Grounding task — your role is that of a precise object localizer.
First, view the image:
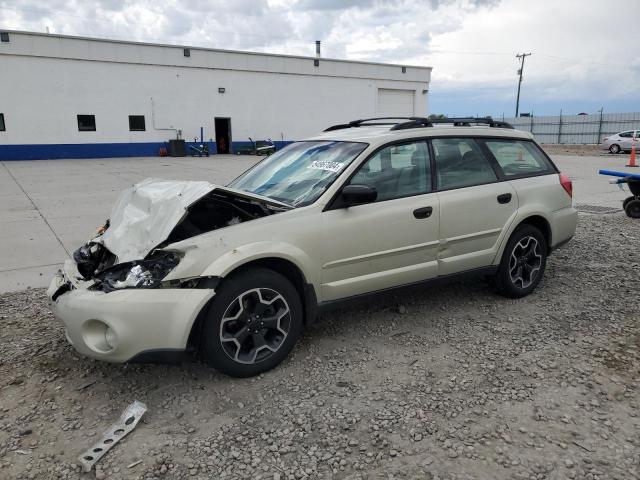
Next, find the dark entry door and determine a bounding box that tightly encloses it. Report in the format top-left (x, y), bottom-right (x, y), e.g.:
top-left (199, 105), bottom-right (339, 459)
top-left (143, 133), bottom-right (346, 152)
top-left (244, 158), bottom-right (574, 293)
top-left (215, 118), bottom-right (232, 154)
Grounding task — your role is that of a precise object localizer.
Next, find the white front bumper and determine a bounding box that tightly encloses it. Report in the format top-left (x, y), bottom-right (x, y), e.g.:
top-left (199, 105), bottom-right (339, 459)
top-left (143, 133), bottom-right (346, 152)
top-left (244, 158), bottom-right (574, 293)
top-left (47, 263), bottom-right (215, 363)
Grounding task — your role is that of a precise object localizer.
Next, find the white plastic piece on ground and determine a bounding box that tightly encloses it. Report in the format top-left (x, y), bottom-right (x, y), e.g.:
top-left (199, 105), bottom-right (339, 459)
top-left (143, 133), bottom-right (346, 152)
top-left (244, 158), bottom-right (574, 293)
top-left (102, 178), bottom-right (216, 263)
top-left (77, 400), bottom-right (148, 473)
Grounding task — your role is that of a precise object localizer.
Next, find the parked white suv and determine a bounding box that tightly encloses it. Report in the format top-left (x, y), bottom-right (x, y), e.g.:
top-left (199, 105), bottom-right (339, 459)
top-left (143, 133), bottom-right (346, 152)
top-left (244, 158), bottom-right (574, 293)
top-left (48, 117), bottom-right (578, 377)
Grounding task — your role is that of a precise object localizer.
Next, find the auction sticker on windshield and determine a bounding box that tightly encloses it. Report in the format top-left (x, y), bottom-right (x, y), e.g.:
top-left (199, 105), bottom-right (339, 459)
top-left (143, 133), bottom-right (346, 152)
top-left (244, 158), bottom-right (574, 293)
top-left (308, 160), bottom-right (344, 173)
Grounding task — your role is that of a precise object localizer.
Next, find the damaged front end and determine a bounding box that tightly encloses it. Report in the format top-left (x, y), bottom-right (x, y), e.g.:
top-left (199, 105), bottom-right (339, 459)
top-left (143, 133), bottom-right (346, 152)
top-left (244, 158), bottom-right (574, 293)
top-left (72, 235), bottom-right (114, 280)
top-left (58, 179), bottom-right (288, 296)
top-left (91, 251), bottom-right (180, 292)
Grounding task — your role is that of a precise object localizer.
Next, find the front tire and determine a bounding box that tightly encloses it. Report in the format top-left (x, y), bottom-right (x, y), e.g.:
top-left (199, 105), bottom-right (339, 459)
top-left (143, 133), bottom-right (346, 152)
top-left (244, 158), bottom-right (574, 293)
top-left (201, 268), bottom-right (303, 377)
top-left (492, 225), bottom-right (547, 298)
top-left (609, 144), bottom-right (621, 154)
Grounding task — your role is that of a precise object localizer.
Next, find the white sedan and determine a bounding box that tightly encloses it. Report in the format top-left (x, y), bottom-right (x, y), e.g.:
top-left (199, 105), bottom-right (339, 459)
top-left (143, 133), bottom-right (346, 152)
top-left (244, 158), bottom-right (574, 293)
top-left (602, 130), bottom-right (639, 154)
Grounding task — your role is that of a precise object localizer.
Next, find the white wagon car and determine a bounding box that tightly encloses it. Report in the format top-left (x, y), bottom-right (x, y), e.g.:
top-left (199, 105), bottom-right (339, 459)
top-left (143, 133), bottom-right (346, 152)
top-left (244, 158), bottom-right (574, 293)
top-left (48, 117), bottom-right (578, 377)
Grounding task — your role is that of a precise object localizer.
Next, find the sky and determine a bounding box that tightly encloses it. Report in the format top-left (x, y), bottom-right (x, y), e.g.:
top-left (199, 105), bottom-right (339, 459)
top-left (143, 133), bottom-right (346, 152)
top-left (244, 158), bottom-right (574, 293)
top-left (1, 0), bottom-right (638, 117)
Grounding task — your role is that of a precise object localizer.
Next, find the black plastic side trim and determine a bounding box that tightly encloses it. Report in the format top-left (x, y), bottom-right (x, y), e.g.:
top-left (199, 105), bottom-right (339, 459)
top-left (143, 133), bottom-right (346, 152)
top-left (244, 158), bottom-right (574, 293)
top-left (127, 348), bottom-right (187, 364)
top-left (316, 266), bottom-right (498, 314)
top-left (195, 276), bottom-right (221, 289)
top-left (303, 283), bottom-right (319, 325)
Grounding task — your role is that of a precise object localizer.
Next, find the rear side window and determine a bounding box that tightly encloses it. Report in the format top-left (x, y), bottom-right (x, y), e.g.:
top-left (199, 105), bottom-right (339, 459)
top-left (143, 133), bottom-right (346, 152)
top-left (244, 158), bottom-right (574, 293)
top-left (432, 138), bottom-right (497, 190)
top-left (483, 140), bottom-right (554, 178)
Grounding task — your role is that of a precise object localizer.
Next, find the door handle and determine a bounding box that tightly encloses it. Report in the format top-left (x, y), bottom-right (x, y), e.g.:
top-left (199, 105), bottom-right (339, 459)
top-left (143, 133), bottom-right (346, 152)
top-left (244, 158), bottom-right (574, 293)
top-left (413, 206), bottom-right (433, 219)
top-left (497, 193), bottom-right (512, 204)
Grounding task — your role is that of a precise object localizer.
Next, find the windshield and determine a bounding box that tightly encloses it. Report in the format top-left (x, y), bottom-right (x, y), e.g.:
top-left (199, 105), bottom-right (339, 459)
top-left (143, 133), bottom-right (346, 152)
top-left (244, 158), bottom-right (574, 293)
top-left (228, 141), bottom-right (367, 206)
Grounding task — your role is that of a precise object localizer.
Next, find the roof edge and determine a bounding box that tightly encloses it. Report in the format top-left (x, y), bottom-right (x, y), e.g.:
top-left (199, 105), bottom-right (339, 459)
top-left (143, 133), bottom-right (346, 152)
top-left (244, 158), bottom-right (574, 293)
top-left (1, 29), bottom-right (433, 71)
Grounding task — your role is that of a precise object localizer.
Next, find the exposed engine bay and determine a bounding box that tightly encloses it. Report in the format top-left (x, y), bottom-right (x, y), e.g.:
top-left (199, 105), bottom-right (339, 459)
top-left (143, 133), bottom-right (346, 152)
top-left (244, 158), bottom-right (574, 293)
top-left (69, 179), bottom-right (287, 291)
top-left (162, 190), bottom-right (278, 246)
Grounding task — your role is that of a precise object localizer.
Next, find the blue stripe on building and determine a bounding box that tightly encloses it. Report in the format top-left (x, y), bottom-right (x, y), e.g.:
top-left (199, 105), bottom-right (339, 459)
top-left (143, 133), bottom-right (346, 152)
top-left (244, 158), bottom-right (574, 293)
top-left (0, 141), bottom-right (294, 160)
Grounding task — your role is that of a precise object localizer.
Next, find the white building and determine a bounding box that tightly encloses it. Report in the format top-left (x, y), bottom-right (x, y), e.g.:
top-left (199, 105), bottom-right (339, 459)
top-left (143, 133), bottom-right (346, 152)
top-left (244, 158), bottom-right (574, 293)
top-left (0, 30), bottom-right (431, 160)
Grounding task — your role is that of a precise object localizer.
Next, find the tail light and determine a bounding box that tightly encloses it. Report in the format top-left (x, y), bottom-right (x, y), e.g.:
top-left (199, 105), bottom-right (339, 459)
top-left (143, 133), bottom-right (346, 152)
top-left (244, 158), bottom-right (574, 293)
top-left (559, 173), bottom-right (572, 198)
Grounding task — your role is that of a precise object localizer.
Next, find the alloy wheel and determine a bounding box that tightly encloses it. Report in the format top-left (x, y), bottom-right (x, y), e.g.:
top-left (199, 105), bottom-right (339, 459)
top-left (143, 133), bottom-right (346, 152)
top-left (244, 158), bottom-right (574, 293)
top-left (219, 288), bottom-right (291, 364)
top-left (508, 236), bottom-right (542, 289)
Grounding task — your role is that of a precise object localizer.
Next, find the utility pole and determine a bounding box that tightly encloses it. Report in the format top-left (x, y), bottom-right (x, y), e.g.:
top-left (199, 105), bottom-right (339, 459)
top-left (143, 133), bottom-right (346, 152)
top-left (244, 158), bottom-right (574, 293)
top-left (515, 52), bottom-right (532, 117)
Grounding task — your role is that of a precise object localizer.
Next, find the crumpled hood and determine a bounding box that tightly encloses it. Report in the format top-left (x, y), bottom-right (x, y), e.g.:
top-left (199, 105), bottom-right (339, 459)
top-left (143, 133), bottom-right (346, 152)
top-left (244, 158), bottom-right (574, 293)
top-left (100, 178), bottom-right (290, 264)
top-left (102, 178), bottom-right (216, 263)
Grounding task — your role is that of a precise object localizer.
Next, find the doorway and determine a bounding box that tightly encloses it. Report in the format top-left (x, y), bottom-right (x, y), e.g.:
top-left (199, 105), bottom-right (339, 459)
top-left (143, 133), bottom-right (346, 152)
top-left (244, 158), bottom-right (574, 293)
top-left (214, 117), bottom-right (232, 154)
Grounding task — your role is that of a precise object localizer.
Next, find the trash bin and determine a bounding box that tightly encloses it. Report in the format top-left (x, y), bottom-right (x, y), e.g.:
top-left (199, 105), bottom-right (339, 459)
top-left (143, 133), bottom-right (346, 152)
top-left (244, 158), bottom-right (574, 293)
top-left (168, 139), bottom-right (186, 157)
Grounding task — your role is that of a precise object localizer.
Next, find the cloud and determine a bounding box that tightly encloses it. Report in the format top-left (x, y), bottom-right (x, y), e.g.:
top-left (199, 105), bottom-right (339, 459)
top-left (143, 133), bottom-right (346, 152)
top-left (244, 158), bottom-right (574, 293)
top-left (296, 0), bottom-right (376, 11)
top-left (1, 0), bottom-right (638, 114)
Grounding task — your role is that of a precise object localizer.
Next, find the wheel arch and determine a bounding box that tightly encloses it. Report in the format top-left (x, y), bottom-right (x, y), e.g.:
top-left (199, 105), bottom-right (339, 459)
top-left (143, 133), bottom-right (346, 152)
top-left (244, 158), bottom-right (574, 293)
top-left (518, 215), bottom-right (552, 252)
top-left (223, 257), bottom-right (315, 317)
top-left (494, 212), bottom-right (553, 266)
top-left (186, 256), bottom-right (318, 353)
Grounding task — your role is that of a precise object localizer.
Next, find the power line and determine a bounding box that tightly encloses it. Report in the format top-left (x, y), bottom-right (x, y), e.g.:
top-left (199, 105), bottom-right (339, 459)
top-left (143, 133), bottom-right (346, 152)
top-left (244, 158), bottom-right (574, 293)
top-left (515, 52), bottom-right (531, 117)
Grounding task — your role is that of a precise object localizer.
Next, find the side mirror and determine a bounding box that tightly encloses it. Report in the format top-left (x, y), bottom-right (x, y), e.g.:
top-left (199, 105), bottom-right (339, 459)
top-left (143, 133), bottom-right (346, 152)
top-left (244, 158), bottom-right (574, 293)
top-left (341, 184), bottom-right (377, 206)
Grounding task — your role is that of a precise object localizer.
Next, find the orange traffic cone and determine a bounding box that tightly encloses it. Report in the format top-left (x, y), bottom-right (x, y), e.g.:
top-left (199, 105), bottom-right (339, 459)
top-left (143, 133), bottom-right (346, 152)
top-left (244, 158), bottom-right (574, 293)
top-left (628, 142), bottom-right (638, 167)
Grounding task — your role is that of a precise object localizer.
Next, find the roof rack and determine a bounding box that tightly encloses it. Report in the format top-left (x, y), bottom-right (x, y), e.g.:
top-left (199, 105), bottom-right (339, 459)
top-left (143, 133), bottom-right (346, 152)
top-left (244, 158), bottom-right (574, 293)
top-left (429, 117), bottom-right (514, 129)
top-left (323, 116), bottom-right (513, 132)
top-left (323, 117), bottom-right (432, 132)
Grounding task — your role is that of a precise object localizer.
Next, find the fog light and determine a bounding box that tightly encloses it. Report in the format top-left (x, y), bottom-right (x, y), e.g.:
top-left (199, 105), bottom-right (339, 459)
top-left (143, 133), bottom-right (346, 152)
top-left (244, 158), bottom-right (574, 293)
top-left (83, 320), bottom-right (116, 353)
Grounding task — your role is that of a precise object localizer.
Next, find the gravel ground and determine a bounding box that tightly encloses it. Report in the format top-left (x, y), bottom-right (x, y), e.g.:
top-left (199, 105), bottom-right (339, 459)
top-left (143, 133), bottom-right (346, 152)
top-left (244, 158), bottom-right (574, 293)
top-left (1, 213), bottom-right (639, 480)
top-left (540, 145), bottom-right (606, 156)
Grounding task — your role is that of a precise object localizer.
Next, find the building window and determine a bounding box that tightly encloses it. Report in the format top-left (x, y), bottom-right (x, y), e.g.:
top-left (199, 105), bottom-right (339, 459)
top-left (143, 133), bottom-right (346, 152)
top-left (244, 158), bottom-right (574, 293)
top-left (0, 32), bottom-right (9, 43)
top-left (183, 48), bottom-right (190, 57)
top-left (77, 115), bottom-right (96, 131)
top-left (128, 115), bottom-right (146, 131)
top-left (313, 59), bottom-right (319, 67)
top-left (0, 113), bottom-right (5, 131)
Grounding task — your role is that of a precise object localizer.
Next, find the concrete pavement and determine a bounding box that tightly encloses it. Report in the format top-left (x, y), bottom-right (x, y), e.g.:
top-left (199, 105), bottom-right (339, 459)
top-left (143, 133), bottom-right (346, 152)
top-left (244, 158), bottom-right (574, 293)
top-left (0, 155), bottom-right (258, 292)
top-left (0, 152), bottom-right (636, 293)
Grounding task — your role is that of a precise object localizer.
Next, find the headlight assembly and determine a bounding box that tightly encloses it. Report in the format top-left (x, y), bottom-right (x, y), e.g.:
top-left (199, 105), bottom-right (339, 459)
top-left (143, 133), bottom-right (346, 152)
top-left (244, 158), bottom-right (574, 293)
top-left (93, 251), bottom-right (180, 292)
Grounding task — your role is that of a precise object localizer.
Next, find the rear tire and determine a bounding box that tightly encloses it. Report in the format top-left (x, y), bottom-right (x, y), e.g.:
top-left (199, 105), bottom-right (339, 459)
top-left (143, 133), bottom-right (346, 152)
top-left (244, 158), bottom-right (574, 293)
top-left (492, 224), bottom-right (547, 298)
top-left (625, 199), bottom-right (640, 218)
top-left (200, 268), bottom-right (303, 377)
top-left (623, 196), bottom-right (636, 211)
top-left (609, 144), bottom-right (621, 154)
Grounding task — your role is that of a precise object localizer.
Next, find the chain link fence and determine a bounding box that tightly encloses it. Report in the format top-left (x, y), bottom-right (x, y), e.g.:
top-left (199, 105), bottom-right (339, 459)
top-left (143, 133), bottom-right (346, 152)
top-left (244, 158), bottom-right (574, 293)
top-left (499, 112), bottom-right (640, 144)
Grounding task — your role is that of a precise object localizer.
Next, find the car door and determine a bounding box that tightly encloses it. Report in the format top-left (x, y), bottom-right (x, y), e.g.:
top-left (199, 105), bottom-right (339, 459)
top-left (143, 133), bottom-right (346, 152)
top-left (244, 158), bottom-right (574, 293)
top-left (619, 131), bottom-right (634, 150)
top-left (320, 140), bottom-right (440, 302)
top-left (433, 137), bottom-right (518, 276)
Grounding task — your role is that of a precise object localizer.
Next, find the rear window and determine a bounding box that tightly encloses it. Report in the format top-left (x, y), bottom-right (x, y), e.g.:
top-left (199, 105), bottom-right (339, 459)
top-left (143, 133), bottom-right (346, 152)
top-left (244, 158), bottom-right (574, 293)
top-left (483, 140), bottom-right (554, 178)
top-left (432, 138), bottom-right (497, 190)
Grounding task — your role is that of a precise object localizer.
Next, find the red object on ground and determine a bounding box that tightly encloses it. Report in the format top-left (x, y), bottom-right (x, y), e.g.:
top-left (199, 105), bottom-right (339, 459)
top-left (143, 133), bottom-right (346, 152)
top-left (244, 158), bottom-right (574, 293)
top-left (159, 147), bottom-right (168, 157)
top-left (628, 143), bottom-right (638, 167)
top-left (559, 173), bottom-right (573, 197)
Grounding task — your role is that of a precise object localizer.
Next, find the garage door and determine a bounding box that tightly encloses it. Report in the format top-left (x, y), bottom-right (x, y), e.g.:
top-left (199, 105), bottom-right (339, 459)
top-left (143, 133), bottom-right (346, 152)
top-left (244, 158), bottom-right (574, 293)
top-left (376, 89), bottom-right (415, 116)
